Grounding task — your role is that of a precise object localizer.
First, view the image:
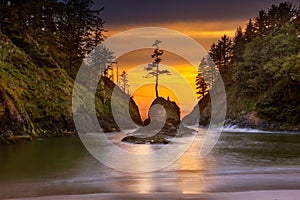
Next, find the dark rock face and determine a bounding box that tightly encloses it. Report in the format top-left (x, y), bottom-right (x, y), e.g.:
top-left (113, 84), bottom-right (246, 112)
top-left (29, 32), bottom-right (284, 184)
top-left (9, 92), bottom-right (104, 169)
top-left (99, 119), bottom-right (120, 133)
top-left (122, 97), bottom-right (183, 144)
top-left (0, 33), bottom-right (143, 141)
top-left (121, 135), bottom-right (169, 144)
top-left (182, 93), bottom-right (300, 131)
top-left (144, 97), bottom-right (181, 136)
top-left (182, 94), bottom-right (211, 126)
top-left (100, 77), bottom-right (143, 129)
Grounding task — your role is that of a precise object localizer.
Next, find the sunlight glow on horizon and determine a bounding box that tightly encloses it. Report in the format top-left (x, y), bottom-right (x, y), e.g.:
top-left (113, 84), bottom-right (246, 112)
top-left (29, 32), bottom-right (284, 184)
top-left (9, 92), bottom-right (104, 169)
top-left (132, 84), bottom-right (180, 120)
top-left (125, 64), bottom-right (198, 120)
top-left (105, 20), bottom-right (240, 120)
top-left (105, 20), bottom-right (242, 50)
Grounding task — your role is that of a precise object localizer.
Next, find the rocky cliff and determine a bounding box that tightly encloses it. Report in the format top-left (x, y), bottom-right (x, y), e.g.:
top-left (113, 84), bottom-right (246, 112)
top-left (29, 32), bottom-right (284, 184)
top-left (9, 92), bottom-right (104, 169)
top-left (0, 32), bottom-right (142, 143)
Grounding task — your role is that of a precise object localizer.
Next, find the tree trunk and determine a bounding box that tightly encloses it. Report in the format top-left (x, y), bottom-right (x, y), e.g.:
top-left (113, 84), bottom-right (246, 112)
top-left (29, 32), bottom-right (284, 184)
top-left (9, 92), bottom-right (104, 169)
top-left (155, 62), bottom-right (159, 98)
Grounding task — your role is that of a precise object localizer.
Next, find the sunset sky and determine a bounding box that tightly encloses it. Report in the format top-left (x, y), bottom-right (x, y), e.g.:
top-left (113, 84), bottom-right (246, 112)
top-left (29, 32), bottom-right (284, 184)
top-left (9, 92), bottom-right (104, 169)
top-left (96, 0), bottom-right (299, 119)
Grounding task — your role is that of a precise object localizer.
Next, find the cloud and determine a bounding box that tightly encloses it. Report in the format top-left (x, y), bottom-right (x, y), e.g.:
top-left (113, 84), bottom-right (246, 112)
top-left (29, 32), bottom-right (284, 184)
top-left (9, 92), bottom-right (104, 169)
top-left (99, 0), bottom-right (300, 50)
top-left (100, 0), bottom-right (300, 26)
top-left (105, 20), bottom-right (239, 51)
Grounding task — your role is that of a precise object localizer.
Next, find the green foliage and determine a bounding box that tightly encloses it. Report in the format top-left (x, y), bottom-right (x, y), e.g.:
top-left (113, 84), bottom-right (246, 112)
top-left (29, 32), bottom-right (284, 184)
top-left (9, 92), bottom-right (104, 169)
top-left (0, 0), bottom-right (105, 78)
top-left (214, 2), bottom-right (300, 126)
top-left (95, 77), bottom-right (142, 126)
top-left (282, 53), bottom-right (300, 81)
top-left (0, 32), bottom-right (74, 136)
top-left (0, 2), bottom-right (143, 138)
top-left (0, 31), bottom-right (140, 137)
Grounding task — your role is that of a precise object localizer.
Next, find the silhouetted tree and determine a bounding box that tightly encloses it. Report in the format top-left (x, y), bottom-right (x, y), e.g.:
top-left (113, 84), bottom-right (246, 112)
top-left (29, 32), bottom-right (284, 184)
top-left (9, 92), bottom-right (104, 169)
top-left (231, 27), bottom-right (245, 63)
top-left (86, 44), bottom-right (115, 102)
top-left (198, 56), bottom-right (218, 90)
top-left (119, 70), bottom-right (130, 94)
top-left (88, 44), bottom-right (115, 73)
top-left (0, 0), bottom-right (105, 79)
top-left (195, 70), bottom-right (208, 99)
top-left (144, 40), bottom-right (170, 98)
top-left (56, 0), bottom-right (105, 77)
top-left (244, 19), bottom-right (256, 42)
top-left (209, 34), bottom-right (233, 75)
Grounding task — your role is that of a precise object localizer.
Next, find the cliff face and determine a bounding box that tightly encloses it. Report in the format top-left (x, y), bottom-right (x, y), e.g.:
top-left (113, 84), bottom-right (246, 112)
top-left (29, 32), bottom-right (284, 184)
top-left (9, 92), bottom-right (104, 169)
top-left (96, 77), bottom-right (143, 131)
top-left (182, 94), bottom-right (211, 126)
top-left (150, 97), bottom-right (180, 124)
top-left (144, 97), bottom-right (180, 129)
top-left (0, 32), bottom-right (142, 143)
top-left (184, 92), bottom-right (300, 131)
top-left (225, 82), bottom-right (300, 131)
top-left (0, 32), bottom-right (74, 139)
top-left (122, 97), bottom-right (181, 144)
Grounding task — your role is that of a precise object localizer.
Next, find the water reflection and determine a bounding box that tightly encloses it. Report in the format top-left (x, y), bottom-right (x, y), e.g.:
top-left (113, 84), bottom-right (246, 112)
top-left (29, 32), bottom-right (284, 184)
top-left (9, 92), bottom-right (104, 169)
top-left (121, 144), bottom-right (156, 194)
top-left (0, 137), bottom-right (86, 181)
top-left (111, 134), bottom-right (207, 194)
top-left (174, 136), bottom-right (206, 194)
top-left (0, 131), bottom-right (210, 198)
top-left (80, 130), bottom-right (197, 173)
top-left (4, 131), bottom-right (300, 198)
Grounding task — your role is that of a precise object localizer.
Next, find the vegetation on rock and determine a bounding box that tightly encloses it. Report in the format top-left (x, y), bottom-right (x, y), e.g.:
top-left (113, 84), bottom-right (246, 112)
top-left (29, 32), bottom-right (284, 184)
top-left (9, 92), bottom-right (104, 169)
top-left (194, 2), bottom-right (300, 130)
top-left (0, 0), bottom-right (143, 143)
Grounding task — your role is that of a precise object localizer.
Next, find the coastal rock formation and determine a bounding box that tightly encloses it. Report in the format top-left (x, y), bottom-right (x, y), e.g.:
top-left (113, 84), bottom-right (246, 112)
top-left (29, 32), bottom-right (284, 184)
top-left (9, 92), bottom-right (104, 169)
top-left (182, 94), bottom-right (211, 127)
top-left (144, 97), bottom-right (180, 136)
top-left (0, 32), bottom-right (142, 143)
top-left (122, 97), bottom-right (182, 144)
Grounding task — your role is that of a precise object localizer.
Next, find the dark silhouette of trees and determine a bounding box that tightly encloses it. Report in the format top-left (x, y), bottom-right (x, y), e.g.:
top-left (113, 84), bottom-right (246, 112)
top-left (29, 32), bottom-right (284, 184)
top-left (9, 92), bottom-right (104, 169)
top-left (195, 70), bottom-right (208, 99)
top-left (209, 34), bottom-right (233, 75)
top-left (57, 0), bottom-right (104, 77)
top-left (119, 70), bottom-right (130, 94)
top-left (87, 44), bottom-right (115, 89)
top-left (195, 55), bottom-right (219, 99)
top-left (0, 0), bottom-right (105, 78)
top-left (87, 44), bottom-right (115, 102)
top-left (244, 19), bottom-right (256, 42)
top-left (144, 40), bottom-right (170, 98)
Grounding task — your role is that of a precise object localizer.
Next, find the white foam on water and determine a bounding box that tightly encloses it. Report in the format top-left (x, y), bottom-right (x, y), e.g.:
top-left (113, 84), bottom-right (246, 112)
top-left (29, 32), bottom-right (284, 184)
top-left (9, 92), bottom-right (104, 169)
top-left (220, 125), bottom-right (300, 134)
top-left (221, 125), bottom-right (271, 133)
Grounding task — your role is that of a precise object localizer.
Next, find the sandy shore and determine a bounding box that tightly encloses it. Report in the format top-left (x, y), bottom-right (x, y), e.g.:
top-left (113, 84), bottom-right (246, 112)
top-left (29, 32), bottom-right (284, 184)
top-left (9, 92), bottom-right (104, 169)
top-left (5, 190), bottom-right (300, 200)
top-left (2, 172), bottom-right (300, 199)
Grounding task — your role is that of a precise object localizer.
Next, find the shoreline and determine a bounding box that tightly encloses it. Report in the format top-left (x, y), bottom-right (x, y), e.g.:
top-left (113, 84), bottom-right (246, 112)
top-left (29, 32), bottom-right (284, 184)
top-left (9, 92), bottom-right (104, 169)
top-left (2, 126), bottom-right (300, 145)
top-left (2, 171), bottom-right (300, 199)
top-left (6, 190), bottom-right (300, 200)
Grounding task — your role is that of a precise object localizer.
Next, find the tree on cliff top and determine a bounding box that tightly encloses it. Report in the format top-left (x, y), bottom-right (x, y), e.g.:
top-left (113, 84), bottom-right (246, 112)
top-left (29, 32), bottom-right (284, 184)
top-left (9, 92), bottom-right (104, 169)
top-left (144, 40), bottom-right (170, 98)
top-left (0, 0), bottom-right (105, 78)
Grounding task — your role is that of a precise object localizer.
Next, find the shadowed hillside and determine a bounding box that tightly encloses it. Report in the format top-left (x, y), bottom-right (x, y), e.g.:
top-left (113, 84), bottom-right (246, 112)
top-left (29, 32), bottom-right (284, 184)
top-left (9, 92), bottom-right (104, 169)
top-left (0, 32), bottom-right (142, 143)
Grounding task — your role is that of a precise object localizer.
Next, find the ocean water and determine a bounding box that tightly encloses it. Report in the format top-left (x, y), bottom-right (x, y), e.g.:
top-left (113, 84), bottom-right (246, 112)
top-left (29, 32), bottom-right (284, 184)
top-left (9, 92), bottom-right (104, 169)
top-left (1, 128), bottom-right (300, 198)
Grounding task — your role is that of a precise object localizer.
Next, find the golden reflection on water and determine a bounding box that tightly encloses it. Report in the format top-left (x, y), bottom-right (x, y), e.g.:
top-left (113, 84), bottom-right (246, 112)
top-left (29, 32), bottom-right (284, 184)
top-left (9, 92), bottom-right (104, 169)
top-left (115, 144), bottom-right (156, 193)
top-left (175, 136), bottom-right (206, 194)
top-left (117, 133), bottom-right (207, 194)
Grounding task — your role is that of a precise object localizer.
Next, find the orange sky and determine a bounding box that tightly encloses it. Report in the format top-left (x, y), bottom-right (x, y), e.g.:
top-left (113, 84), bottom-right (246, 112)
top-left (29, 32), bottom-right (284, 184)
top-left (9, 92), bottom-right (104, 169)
top-left (100, 0), bottom-right (300, 121)
top-left (106, 21), bottom-right (243, 120)
top-left (105, 20), bottom-right (243, 50)
top-left (114, 48), bottom-right (202, 119)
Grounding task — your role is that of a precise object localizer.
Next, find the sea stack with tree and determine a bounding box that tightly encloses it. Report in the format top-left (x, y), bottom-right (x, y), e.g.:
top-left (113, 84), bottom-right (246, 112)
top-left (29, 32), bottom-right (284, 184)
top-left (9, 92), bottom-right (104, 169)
top-left (122, 40), bottom-right (183, 144)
